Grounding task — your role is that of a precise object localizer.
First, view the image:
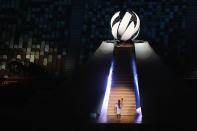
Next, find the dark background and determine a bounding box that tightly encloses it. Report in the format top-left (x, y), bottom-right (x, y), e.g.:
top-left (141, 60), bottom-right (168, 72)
top-left (0, 0), bottom-right (197, 130)
top-left (0, 0), bottom-right (195, 68)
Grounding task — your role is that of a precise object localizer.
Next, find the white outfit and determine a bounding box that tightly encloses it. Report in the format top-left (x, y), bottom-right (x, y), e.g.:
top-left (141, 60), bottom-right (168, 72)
top-left (115, 104), bottom-right (122, 115)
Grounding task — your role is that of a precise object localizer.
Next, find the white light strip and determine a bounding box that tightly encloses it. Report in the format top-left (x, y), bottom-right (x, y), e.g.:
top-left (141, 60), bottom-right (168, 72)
top-left (136, 107), bottom-right (142, 124)
top-left (132, 46), bottom-right (143, 124)
top-left (99, 62), bottom-right (114, 122)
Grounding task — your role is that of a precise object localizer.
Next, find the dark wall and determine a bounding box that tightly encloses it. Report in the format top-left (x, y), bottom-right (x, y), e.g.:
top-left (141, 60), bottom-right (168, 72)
top-left (0, 0), bottom-right (72, 49)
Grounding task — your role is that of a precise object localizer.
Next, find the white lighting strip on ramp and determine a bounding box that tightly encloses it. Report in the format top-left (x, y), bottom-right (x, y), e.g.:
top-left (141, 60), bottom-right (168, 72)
top-left (98, 62), bottom-right (114, 123)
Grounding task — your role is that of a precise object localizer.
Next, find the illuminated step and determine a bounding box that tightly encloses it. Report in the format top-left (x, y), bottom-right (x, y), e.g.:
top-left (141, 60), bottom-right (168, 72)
top-left (107, 111), bottom-right (136, 114)
top-left (108, 105), bottom-right (136, 107)
top-left (108, 107), bottom-right (136, 109)
top-left (110, 94), bottom-right (135, 96)
top-left (109, 95), bottom-right (135, 99)
top-left (111, 88), bottom-right (133, 90)
top-left (108, 106), bottom-right (136, 109)
top-left (107, 113), bottom-right (136, 115)
top-left (109, 96), bottom-right (135, 99)
top-left (108, 101), bottom-right (136, 104)
top-left (107, 112), bottom-right (136, 115)
top-left (111, 86), bottom-right (133, 89)
top-left (110, 94), bottom-right (134, 97)
top-left (111, 87), bottom-right (133, 90)
top-left (109, 98), bottom-right (135, 101)
top-left (110, 91), bottom-right (134, 94)
top-left (108, 109), bottom-right (136, 112)
top-left (110, 92), bottom-right (135, 94)
top-left (108, 99), bottom-right (135, 102)
top-left (108, 102), bottom-right (136, 107)
top-left (108, 110), bottom-right (136, 113)
top-left (108, 102), bottom-right (136, 105)
top-left (108, 98), bottom-right (135, 101)
top-left (110, 90), bottom-right (134, 93)
top-left (108, 108), bottom-right (136, 111)
top-left (105, 115), bottom-right (137, 123)
top-left (111, 90), bottom-right (133, 92)
top-left (110, 93), bottom-right (134, 95)
top-left (110, 90), bottom-right (135, 93)
top-left (108, 110), bottom-right (136, 112)
top-left (108, 99), bottom-right (135, 103)
top-left (111, 89), bottom-right (134, 92)
top-left (109, 95), bottom-right (135, 98)
top-left (108, 107), bottom-right (136, 110)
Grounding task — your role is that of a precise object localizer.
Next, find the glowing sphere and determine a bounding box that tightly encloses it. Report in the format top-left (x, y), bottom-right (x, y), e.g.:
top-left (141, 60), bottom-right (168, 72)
top-left (110, 11), bottom-right (140, 41)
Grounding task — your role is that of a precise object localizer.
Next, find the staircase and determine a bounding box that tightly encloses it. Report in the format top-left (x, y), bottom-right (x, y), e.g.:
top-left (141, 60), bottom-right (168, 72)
top-left (64, 56), bottom-right (75, 74)
top-left (107, 87), bottom-right (136, 115)
top-left (107, 44), bottom-right (136, 119)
